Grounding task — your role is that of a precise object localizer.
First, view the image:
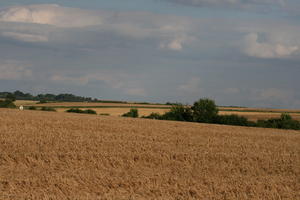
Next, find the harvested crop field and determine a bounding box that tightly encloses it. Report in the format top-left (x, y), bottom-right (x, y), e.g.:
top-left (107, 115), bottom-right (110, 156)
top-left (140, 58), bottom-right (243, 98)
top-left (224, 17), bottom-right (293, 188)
top-left (218, 107), bottom-right (300, 113)
top-left (219, 111), bottom-right (300, 122)
top-left (56, 108), bottom-right (169, 117)
top-left (0, 109), bottom-right (299, 200)
top-left (14, 100), bottom-right (38, 106)
top-left (26, 102), bottom-right (300, 122)
top-left (29, 102), bottom-right (171, 108)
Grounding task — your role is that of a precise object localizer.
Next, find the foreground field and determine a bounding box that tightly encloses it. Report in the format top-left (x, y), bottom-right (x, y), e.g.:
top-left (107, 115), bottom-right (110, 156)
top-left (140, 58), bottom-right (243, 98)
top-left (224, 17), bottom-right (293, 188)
top-left (0, 109), bottom-right (299, 199)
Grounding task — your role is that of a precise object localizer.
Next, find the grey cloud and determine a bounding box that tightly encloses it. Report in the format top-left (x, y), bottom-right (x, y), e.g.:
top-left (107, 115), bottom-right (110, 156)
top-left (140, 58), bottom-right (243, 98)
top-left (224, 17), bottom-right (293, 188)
top-left (178, 77), bottom-right (202, 94)
top-left (1, 6), bottom-right (300, 71)
top-left (2, 4), bottom-right (299, 60)
top-left (0, 4), bottom-right (192, 51)
top-left (163, 0), bottom-right (289, 12)
top-left (0, 60), bottom-right (32, 80)
top-left (0, 4), bottom-right (104, 27)
top-left (50, 71), bottom-right (147, 97)
top-left (250, 88), bottom-right (299, 108)
top-left (1, 31), bottom-right (48, 42)
top-left (0, 4), bottom-right (299, 108)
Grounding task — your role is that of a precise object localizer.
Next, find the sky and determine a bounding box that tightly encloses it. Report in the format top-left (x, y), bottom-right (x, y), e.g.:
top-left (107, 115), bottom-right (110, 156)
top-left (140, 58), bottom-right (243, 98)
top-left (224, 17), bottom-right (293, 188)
top-left (0, 0), bottom-right (299, 108)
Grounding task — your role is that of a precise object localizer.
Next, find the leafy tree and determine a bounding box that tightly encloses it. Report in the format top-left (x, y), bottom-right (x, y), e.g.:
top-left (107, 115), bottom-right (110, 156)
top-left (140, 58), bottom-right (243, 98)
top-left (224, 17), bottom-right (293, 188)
top-left (84, 109), bottom-right (97, 114)
top-left (192, 98), bottom-right (218, 123)
top-left (41, 107), bottom-right (56, 112)
top-left (5, 93), bottom-right (16, 102)
top-left (38, 100), bottom-right (48, 104)
top-left (0, 100), bottom-right (16, 108)
top-left (142, 112), bottom-right (163, 120)
top-left (257, 113), bottom-right (300, 130)
top-left (28, 106), bottom-right (37, 110)
top-left (163, 104), bottom-right (193, 121)
top-left (66, 108), bottom-right (97, 114)
top-left (215, 114), bottom-right (250, 126)
top-left (0, 93), bottom-right (16, 108)
top-left (122, 109), bottom-right (139, 118)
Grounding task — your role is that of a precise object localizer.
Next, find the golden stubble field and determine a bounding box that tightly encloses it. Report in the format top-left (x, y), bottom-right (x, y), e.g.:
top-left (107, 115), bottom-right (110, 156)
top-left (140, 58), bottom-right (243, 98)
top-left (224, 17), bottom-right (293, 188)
top-left (219, 111), bottom-right (300, 122)
top-left (56, 108), bottom-right (169, 117)
top-left (0, 109), bottom-right (299, 200)
top-left (29, 102), bottom-right (171, 108)
top-left (23, 101), bottom-right (300, 121)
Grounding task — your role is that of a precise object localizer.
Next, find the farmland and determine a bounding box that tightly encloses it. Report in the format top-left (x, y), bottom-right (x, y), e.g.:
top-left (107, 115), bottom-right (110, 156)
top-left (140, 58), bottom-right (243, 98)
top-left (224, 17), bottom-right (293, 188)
top-left (219, 111), bottom-right (300, 122)
top-left (22, 100), bottom-right (300, 121)
top-left (0, 109), bottom-right (299, 199)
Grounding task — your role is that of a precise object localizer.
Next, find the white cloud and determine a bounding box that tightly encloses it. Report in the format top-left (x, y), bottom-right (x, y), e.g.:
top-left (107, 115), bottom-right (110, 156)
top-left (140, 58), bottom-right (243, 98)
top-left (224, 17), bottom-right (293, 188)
top-left (0, 4), bottom-right (192, 50)
top-left (1, 31), bottom-right (48, 42)
top-left (160, 38), bottom-right (184, 51)
top-left (0, 4), bottom-right (103, 28)
top-left (243, 33), bottom-right (299, 59)
top-left (0, 60), bottom-right (32, 80)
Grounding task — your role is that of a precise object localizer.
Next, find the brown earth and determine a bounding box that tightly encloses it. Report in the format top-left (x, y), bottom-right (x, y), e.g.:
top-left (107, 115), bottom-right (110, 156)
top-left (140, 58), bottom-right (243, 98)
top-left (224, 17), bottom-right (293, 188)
top-left (0, 109), bottom-right (299, 200)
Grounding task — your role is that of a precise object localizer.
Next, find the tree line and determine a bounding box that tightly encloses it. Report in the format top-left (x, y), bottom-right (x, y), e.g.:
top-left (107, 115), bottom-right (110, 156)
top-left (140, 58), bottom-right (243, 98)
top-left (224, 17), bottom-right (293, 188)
top-left (135, 99), bottom-right (299, 130)
top-left (1, 91), bottom-right (299, 130)
top-left (0, 90), bottom-right (96, 102)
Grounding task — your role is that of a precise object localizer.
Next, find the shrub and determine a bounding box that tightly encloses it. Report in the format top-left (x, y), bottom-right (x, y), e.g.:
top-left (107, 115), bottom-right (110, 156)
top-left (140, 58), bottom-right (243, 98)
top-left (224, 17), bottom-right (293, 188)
top-left (66, 108), bottom-right (83, 113)
top-left (66, 108), bottom-right (97, 115)
top-left (5, 93), bottom-right (16, 102)
top-left (257, 113), bottom-right (300, 130)
top-left (84, 109), bottom-right (97, 114)
top-left (192, 98), bottom-right (219, 123)
top-left (0, 93), bottom-right (17, 108)
top-left (0, 100), bottom-right (16, 108)
top-left (122, 109), bottom-right (138, 118)
top-left (162, 104), bottom-right (193, 122)
top-left (215, 114), bottom-right (250, 126)
top-left (38, 100), bottom-right (47, 104)
top-left (166, 102), bottom-right (182, 106)
top-left (41, 107), bottom-right (56, 112)
top-left (142, 112), bottom-right (163, 120)
top-left (28, 106), bottom-right (37, 110)
top-left (100, 113), bottom-right (110, 116)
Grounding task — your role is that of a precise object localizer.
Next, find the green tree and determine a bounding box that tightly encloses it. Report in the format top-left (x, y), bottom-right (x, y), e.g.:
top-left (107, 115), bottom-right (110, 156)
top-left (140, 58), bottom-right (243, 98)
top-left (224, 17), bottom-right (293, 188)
top-left (122, 109), bottom-right (139, 118)
top-left (163, 104), bottom-right (193, 122)
top-left (0, 93), bottom-right (16, 108)
top-left (5, 93), bottom-right (16, 102)
top-left (192, 98), bottom-right (218, 123)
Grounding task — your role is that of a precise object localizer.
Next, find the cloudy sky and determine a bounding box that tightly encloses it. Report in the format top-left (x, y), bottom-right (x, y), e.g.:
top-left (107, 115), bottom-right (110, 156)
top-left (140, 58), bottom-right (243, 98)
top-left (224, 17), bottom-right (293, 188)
top-left (0, 0), bottom-right (299, 108)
